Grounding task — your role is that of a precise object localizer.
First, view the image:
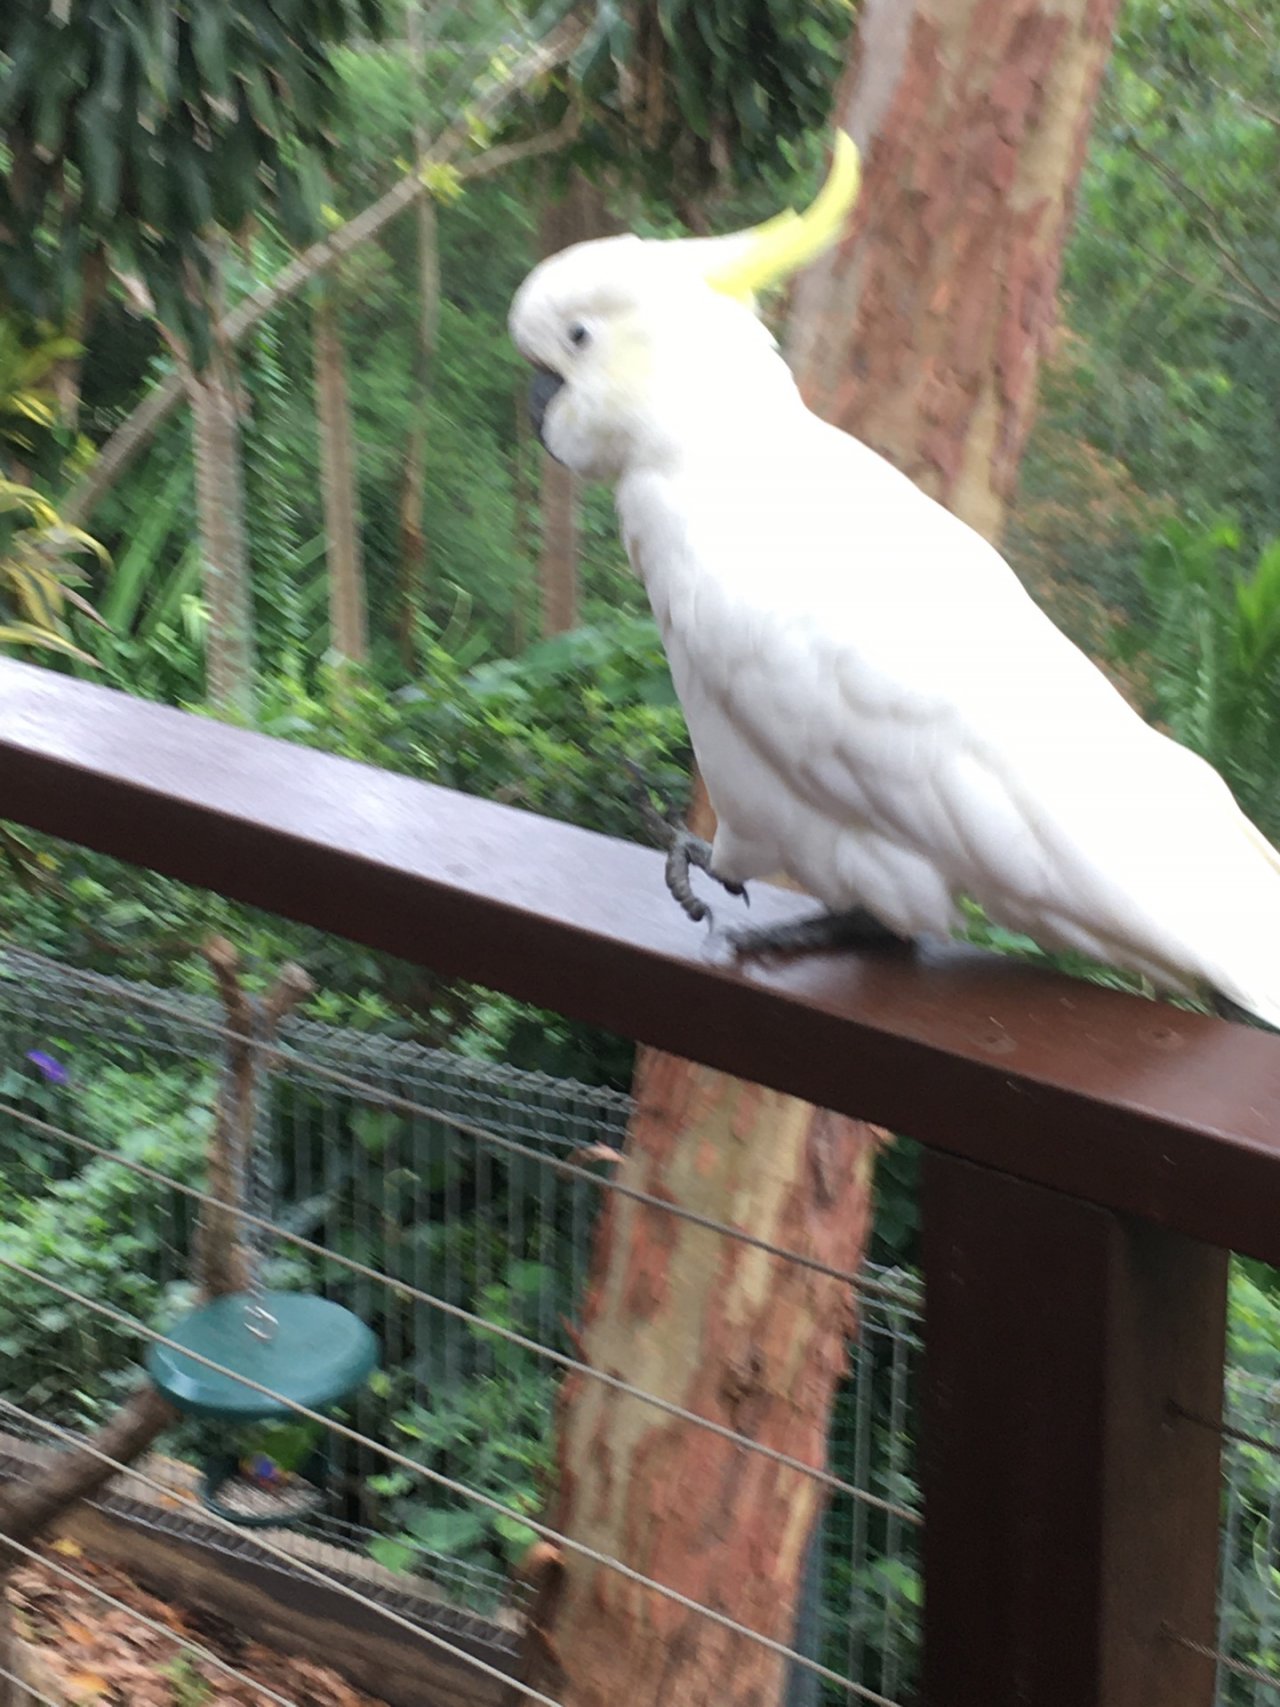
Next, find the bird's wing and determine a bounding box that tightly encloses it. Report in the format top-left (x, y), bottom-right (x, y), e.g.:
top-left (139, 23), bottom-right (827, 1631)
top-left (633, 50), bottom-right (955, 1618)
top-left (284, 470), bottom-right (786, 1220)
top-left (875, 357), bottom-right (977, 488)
top-left (652, 425), bottom-right (1280, 1021)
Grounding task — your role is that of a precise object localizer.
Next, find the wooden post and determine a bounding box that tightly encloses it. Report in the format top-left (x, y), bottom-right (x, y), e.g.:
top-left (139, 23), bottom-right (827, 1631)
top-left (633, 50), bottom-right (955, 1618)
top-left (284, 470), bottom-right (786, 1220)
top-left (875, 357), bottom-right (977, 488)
top-left (920, 1152), bottom-right (1227, 1707)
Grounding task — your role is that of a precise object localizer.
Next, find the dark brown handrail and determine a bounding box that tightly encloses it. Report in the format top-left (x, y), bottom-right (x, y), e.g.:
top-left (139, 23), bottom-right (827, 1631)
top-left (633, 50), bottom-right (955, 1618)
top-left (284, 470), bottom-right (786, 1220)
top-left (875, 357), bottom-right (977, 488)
top-left (2, 655), bottom-right (1278, 1263)
top-left (0, 655), bottom-right (1244, 1705)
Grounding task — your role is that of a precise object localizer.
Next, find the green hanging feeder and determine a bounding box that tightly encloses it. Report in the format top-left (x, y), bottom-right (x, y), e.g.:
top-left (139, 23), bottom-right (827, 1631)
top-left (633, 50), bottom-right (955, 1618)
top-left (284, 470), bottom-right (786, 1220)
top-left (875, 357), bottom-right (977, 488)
top-left (145, 966), bottom-right (379, 1529)
top-left (147, 1291), bottom-right (378, 1529)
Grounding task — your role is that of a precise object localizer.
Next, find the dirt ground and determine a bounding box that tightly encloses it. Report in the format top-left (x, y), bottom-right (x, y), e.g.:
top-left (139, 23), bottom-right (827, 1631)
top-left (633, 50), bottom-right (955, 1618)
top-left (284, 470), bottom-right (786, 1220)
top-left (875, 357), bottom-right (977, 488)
top-left (7, 1539), bottom-right (392, 1706)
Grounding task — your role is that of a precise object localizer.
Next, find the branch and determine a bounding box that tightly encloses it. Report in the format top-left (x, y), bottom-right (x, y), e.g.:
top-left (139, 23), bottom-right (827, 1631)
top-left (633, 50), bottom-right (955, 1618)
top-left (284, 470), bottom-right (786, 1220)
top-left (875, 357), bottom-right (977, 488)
top-left (1123, 137), bottom-right (1280, 325)
top-left (1203, 73), bottom-right (1280, 131)
top-left (1127, 237), bottom-right (1280, 329)
top-left (62, 18), bottom-right (587, 527)
top-left (195, 937), bottom-right (313, 1298)
top-left (0, 1385), bottom-right (175, 1551)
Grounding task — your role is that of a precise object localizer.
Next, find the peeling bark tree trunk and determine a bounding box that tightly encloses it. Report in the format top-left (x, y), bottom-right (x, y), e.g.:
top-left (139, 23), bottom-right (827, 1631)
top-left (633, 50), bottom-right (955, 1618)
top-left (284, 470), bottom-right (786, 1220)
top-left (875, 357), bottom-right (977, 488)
top-left (535, 174), bottom-right (622, 637)
top-left (788, 0), bottom-right (1123, 542)
top-left (513, 774), bottom-right (883, 1707)
top-left (313, 277), bottom-right (369, 666)
top-left (521, 9), bottom-right (1123, 1702)
top-left (189, 338), bottom-right (254, 715)
top-left (514, 1054), bottom-right (878, 1707)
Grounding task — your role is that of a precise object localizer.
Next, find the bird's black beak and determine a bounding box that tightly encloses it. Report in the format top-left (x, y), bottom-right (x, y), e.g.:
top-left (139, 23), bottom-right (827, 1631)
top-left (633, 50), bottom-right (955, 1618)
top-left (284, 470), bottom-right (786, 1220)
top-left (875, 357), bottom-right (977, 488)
top-left (528, 367), bottom-right (565, 446)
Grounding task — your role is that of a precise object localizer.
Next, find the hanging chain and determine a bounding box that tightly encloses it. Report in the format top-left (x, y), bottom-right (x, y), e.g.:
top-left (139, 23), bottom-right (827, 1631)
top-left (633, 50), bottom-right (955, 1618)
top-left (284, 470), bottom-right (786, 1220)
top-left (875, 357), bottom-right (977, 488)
top-left (241, 1000), bottom-right (278, 1344)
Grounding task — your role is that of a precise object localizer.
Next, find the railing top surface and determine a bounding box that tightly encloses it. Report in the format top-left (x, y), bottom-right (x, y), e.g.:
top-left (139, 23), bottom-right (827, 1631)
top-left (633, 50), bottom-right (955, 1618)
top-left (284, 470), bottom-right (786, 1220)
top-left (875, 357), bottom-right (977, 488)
top-left (3, 657), bottom-right (1279, 1262)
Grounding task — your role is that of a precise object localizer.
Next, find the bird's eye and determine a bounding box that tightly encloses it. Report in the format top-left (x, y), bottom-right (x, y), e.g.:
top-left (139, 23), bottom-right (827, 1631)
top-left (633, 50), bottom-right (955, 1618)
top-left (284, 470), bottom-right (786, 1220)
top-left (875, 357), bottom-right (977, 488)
top-left (567, 322), bottom-right (590, 348)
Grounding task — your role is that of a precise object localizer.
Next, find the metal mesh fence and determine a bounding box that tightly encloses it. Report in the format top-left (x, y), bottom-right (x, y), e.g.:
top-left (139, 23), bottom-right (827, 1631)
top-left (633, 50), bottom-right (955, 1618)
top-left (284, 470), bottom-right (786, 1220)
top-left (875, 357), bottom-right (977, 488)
top-left (0, 946), bottom-right (921, 1705)
top-left (5, 946), bottom-right (1280, 1703)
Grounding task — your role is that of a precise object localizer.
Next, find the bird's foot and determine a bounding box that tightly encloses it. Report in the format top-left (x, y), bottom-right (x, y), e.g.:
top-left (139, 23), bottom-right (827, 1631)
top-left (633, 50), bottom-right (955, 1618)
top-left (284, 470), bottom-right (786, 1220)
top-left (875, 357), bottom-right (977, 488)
top-left (727, 906), bottom-right (909, 960)
top-left (624, 762), bottom-right (747, 926)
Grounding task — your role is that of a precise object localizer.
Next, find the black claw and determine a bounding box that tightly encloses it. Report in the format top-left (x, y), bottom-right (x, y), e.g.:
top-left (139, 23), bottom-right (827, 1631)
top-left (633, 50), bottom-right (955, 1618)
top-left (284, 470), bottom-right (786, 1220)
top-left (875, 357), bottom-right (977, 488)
top-left (728, 906), bottom-right (910, 961)
top-left (664, 832), bottom-right (716, 925)
top-left (623, 759), bottom-right (746, 924)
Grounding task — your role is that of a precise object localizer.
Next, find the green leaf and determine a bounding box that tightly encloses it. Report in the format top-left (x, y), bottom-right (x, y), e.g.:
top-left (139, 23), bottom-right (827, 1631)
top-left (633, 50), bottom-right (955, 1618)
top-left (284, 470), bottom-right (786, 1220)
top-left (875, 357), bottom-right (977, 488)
top-left (368, 1537), bottom-right (417, 1573)
top-left (407, 1505), bottom-right (487, 1555)
top-left (191, 8), bottom-right (232, 100)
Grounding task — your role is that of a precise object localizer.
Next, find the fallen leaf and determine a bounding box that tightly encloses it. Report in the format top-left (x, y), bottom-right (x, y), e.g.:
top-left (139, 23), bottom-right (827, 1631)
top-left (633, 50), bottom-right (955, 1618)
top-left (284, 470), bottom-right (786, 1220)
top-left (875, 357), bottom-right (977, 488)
top-left (63, 1671), bottom-right (111, 1701)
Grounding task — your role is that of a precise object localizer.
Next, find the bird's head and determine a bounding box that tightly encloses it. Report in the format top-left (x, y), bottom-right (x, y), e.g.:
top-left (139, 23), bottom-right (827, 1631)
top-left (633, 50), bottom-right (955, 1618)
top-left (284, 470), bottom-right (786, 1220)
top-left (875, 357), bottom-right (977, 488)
top-left (508, 135), bottom-right (861, 481)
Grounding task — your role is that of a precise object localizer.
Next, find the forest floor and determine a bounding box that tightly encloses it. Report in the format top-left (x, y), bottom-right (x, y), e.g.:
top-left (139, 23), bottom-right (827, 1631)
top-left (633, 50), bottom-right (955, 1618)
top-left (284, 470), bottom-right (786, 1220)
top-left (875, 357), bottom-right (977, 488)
top-left (7, 1539), bottom-right (391, 1706)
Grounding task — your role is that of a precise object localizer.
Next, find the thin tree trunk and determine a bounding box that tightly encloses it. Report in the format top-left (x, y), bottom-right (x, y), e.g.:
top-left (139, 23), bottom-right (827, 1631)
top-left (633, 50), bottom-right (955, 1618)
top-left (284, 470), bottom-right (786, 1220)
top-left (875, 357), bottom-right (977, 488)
top-left (60, 22), bottom-right (586, 529)
top-left (535, 173), bottom-right (622, 638)
top-left (396, 5), bottom-right (441, 671)
top-left (313, 277), bottom-right (369, 666)
top-left (51, 246), bottom-right (109, 428)
top-left (511, 384), bottom-right (535, 653)
top-left (394, 195), bottom-right (439, 665)
top-left (193, 941), bottom-right (312, 1298)
top-left (189, 327), bottom-right (254, 714)
top-left (537, 464), bottom-right (580, 637)
top-left (788, 0), bottom-right (1123, 542)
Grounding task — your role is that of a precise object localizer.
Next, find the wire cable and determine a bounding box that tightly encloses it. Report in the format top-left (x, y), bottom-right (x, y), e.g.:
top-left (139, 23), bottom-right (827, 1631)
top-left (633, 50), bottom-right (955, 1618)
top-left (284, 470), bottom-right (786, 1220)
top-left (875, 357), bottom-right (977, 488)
top-left (0, 1530), bottom-right (302, 1707)
top-left (0, 1398), bottom-right (566, 1707)
top-left (0, 1660), bottom-right (64, 1707)
top-left (0, 1101), bottom-right (919, 1527)
top-left (0, 1257), bottom-right (904, 1707)
top-left (0, 947), bottom-right (924, 1307)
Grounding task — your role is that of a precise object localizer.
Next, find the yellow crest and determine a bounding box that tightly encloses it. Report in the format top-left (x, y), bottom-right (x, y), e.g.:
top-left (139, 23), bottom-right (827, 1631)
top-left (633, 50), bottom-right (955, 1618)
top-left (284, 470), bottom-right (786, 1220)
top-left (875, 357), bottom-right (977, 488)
top-left (703, 132), bottom-right (862, 302)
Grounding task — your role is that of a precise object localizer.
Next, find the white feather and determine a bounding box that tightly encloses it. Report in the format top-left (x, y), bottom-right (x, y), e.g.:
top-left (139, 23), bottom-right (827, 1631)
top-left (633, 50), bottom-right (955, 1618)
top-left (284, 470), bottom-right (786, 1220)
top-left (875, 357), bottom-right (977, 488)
top-left (511, 246), bottom-right (1280, 1026)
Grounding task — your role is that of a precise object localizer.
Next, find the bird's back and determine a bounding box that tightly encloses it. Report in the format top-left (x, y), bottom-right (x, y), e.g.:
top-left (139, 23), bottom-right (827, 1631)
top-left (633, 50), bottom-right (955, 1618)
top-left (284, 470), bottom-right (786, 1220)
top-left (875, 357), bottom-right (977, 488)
top-left (618, 409), bottom-right (1280, 1023)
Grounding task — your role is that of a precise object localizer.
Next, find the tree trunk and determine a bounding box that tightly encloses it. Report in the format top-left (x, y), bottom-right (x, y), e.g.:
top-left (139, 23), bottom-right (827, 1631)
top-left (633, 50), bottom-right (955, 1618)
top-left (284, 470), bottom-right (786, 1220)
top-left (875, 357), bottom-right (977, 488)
top-left (525, 8), bottom-right (1123, 1703)
top-left (513, 1051), bottom-right (877, 1707)
top-left (189, 338), bottom-right (254, 715)
top-left (535, 174), bottom-right (622, 638)
top-left (51, 246), bottom-right (109, 428)
top-left (313, 278), bottom-right (369, 666)
top-left (511, 386), bottom-right (535, 653)
top-left (60, 24), bottom-right (587, 531)
top-left (513, 771), bottom-right (882, 1707)
top-left (788, 0), bottom-right (1123, 542)
top-left (395, 0), bottom-right (443, 671)
top-left (537, 463), bottom-right (581, 638)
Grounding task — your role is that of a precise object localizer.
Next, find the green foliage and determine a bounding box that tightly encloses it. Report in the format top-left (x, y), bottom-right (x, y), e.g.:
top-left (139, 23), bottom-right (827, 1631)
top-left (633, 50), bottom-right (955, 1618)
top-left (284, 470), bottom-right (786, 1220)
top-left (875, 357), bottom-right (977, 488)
top-left (368, 1276), bottom-right (556, 1590)
top-left (0, 317), bottom-right (87, 485)
top-left (1115, 520), bottom-right (1280, 839)
top-left (0, 0), bottom-right (390, 361)
top-left (1020, 0), bottom-right (1280, 618)
top-left (1219, 1268), bottom-right (1280, 1688)
top-left (0, 1060), bottom-right (212, 1420)
top-left (531, 0), bottom-right (855, 201)
top-left (0, 476), bottom-right (106, 664)
top-left (162, 1656), bottom-right (214, 1707)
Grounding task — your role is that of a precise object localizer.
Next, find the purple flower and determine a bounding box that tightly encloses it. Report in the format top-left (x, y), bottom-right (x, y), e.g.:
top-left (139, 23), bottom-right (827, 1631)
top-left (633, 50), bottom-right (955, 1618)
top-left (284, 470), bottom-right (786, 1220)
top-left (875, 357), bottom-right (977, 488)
top-left (25, 1050), bottom-right (69, 1086)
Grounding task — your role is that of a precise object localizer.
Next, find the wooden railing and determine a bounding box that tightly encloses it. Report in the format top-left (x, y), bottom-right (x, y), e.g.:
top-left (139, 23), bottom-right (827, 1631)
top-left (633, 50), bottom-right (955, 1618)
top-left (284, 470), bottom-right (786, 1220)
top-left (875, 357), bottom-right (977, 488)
top-left (3, 654), bottom-right (1276, 1705)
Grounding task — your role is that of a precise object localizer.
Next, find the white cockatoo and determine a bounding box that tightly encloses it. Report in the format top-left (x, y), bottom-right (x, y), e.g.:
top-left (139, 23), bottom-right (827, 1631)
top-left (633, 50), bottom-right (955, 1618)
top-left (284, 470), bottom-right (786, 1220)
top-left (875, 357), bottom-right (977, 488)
top-left (509, 136), bottom-right (1280, 1028)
